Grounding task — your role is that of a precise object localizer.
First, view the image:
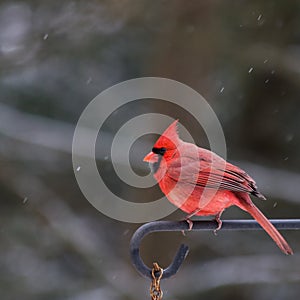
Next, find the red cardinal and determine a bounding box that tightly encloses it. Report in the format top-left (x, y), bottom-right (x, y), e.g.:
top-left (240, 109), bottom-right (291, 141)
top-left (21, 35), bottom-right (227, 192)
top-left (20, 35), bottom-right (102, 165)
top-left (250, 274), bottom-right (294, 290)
top-left (144, 120), bottom-right (293, 255)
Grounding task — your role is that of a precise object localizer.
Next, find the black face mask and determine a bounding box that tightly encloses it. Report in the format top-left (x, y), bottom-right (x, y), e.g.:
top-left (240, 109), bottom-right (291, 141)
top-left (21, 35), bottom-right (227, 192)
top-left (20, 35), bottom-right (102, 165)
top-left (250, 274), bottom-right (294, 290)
top-left (149, 147), bottom-right (166, 173)
top-left (149, 155), bottom-right (163, 173)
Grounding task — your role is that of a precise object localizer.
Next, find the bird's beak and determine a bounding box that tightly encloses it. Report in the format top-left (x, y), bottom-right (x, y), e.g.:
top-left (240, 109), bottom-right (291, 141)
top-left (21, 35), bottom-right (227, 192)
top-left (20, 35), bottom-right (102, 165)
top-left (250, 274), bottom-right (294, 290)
top-left (143, 152), bottom-right (158, 163)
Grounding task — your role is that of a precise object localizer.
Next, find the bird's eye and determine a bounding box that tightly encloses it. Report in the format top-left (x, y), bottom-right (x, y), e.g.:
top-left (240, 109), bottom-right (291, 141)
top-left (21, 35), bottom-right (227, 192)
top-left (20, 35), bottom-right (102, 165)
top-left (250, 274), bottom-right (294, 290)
top-left (152, 147), bottom-right (166, 156)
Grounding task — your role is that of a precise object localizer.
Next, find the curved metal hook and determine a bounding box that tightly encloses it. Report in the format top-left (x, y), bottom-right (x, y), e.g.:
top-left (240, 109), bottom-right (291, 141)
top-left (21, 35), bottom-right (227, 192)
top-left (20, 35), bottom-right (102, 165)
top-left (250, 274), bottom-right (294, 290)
top-left (130, 221), bottom-right (190, 279)
top-left (130, 219), bottom-right (300, 279)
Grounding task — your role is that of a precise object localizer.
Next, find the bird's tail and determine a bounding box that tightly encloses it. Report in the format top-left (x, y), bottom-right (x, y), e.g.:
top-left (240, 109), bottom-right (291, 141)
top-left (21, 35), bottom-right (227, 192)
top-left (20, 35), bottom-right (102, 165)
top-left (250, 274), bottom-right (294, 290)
top-left (237, 196), bottom-right (293, 255)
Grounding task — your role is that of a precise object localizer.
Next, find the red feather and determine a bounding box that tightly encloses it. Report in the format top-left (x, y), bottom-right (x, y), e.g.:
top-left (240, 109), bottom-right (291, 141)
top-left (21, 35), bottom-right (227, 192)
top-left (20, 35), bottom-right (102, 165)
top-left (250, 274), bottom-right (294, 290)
top-left (144, 120), bottom-right (293, 255)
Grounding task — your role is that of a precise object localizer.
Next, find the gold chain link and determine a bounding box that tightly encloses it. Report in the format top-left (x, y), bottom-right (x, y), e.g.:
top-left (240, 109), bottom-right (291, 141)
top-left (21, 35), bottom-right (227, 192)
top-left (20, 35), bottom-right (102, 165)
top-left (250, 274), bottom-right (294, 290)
top-left (150, 262), bottom-right (164, 300)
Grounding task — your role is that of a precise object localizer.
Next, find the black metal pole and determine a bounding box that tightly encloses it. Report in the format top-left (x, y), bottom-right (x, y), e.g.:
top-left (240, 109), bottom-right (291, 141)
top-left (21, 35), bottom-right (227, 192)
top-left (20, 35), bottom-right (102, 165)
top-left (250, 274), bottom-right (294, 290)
top-left (130, 219), bottom-right (300, 279)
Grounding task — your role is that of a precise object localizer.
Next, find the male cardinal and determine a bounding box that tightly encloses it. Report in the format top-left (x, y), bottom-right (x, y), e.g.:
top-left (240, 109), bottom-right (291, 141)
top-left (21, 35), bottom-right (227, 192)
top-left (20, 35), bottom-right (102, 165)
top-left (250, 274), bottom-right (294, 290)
top-left (143, 120), bottom-right (293, 255)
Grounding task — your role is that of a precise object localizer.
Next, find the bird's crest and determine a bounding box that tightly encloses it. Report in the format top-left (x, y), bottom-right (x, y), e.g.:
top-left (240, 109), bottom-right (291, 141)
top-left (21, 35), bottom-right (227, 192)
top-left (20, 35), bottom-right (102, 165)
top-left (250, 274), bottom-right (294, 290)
top-left (153, 119), bottom-right (180, 150)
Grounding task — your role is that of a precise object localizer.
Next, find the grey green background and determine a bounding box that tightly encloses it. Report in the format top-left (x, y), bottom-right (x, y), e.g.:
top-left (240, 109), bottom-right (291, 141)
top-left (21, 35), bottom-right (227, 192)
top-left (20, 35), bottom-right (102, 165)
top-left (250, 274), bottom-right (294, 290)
top-left (1, 1), bottom-right (300, 299)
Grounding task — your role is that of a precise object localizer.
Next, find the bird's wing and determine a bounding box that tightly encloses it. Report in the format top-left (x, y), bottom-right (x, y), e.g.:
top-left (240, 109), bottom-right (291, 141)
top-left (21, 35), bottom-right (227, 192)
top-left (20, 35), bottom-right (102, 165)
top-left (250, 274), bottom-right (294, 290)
top-left (167, 154), bottom-right (266, 199)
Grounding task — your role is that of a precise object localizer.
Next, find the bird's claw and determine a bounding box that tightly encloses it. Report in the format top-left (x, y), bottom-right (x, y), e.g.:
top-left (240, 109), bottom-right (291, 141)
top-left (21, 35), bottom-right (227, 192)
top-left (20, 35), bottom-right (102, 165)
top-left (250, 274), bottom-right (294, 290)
top-left (181, 218), bottom-right (194, 236)
top-left (213, 215), bottom-right (223, 236)
top-left (186, 218), bottom-right (194, 231)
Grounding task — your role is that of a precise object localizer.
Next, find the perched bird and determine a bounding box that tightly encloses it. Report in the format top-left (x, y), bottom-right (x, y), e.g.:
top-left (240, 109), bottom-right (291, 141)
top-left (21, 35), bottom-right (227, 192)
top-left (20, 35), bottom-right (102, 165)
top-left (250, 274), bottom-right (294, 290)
top-left (144, 120), bottom-right (293, 255)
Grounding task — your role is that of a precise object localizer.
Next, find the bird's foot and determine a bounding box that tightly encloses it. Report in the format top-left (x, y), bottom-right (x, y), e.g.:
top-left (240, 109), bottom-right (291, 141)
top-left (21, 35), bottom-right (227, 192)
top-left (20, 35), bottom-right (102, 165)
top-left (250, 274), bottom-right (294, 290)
top-left (186, 218), bottom-right (194, 231)
top-left (181, 209), bottom-right (201, 235)
top-left (181, 218), bottom-right (193, 236)
top-left (213, 212), bottom-right (223, 236)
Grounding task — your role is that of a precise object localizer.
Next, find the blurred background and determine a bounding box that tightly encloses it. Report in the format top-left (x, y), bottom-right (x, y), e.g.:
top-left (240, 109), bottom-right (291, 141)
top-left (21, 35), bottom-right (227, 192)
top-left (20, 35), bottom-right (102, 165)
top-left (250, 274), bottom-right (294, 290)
top-left (1, 0), bottom-right (300, 299)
